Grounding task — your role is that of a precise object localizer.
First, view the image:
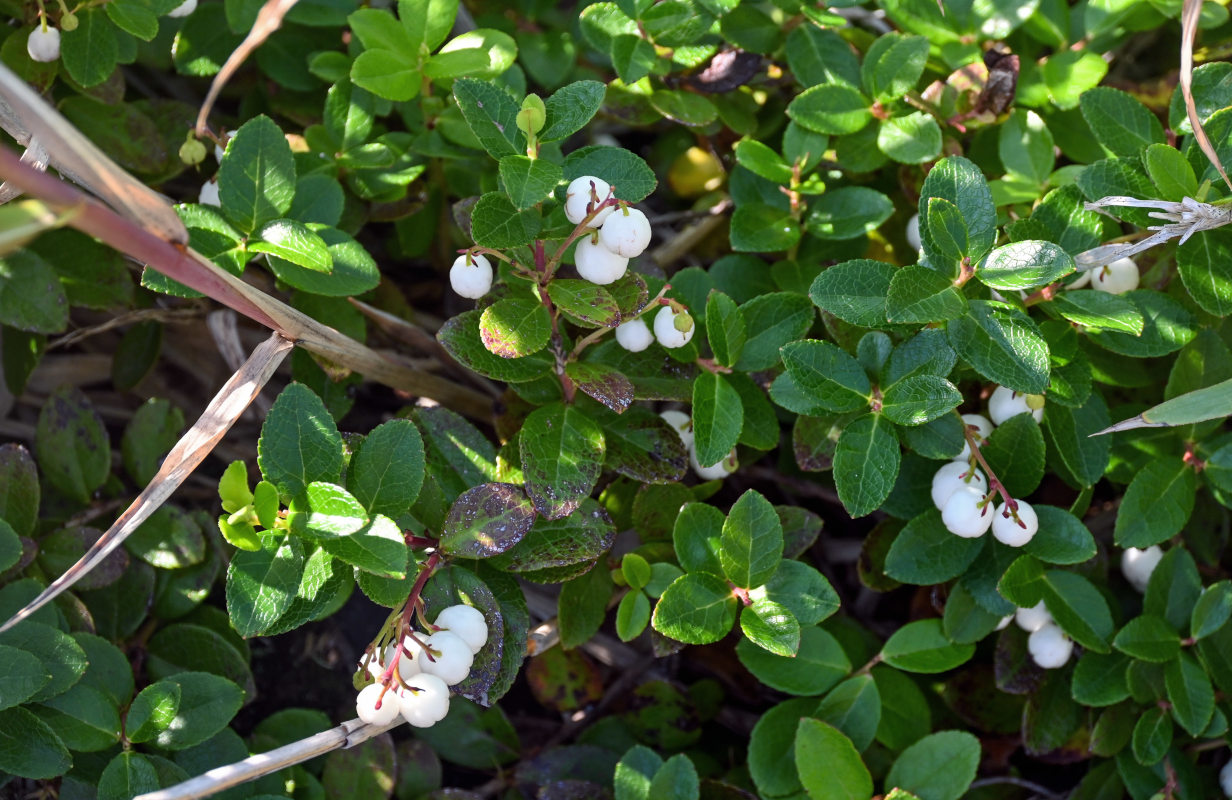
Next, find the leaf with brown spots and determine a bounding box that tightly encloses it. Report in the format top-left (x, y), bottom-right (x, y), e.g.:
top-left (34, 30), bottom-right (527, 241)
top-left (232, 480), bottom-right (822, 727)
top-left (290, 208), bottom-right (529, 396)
top-left (438, 483), bottom-right (537, 559)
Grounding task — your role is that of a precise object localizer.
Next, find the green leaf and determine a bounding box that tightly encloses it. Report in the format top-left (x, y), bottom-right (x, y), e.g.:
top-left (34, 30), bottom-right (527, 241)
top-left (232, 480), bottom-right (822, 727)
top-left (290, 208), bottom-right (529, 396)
top-left (785, 24), bottom-right (860, 88)
top-left (151, 672), bottom-right (244, 750)
top-left (919, 156), bottom-right (996, 263)
top-left (549, 280), bottom-right (621, 328)
top-left (999, 109), bottom-right (1055, 186)
top-left (649, 90), bottom-right (719, 127)
top-left (0, 622), bottom-right (87, 703)
top-left (452, 78), bottom-right (522, 158)
top-left (1113, 615), bottom-right (1180, 663)
top-left (424, 28), bottom-right (517, 81)
top-left (780, 340), bottom-right (871, 413)
top-left (885, 265), bottom-right (967, 324)
top-left (437, 310), bottom-right (553, 383)
top-left (805, 187), bottom-right (894, 240)
top-left (1165, 652), bottom-right (1215, 736)
top-left (1191, 581), bottom-right (1232, 640)
top-left (978, 240), bottom-right (1074, 290)
top-left (610, 34), bottom-right (657, 83)
top-left (673, 503), bottom-right (724, 575)
top-left (61, 9), bottom-right (118, 88)
top-left (924, 197), bottom-right (968, 269)
top-left (1114, 458), bottom-right (1196, 548)
top-left (882, 375), bottom-right (962, 426)
top-left (615, 744), bottom-right (664, 800)
top-left (349, 419), bottom-right (425, 517)
top-left (1071, 652), bottom-right (1131, 707)
top-left (248, 219), bottom-right (333, 272)
top-left (737, 626), bottom-right (850, 695)
top-left (980, 412), bottom-right (1045, 498)
top-left (1079, 86), bottom-right (1165, 158)
top-left (705, 291), bottom-right (746, 368)
top-left (730, 203), bottom-right (800, 253)
top-left (1050, 290), bottom-right (1144, 334)
top-left (884, 731), bottom-right (980, 800)
top-left (615, 591), bottom-right (651, 642)
top-left (520, 403), bottom-right (605, 519)
top-left (1042, 570), bottom-right (1114, 653)
top-left (947, 301), bottom-right (1050, 394)
top-left (692, 372), bottom-right (743, 468)
top-left (736, 292), bottom-right (815, 371)
top-left (833, 414), bottom-right (899, 518)
top-left (1176, 227), bottom-right (1232, 317)
top-left (1042, 391), bottom-right (1110, 487)
top-left (877, 112), bottom-right (942, 164)
top-left (734, 140), bottom-right (793, 184)
top-left (0, 447), bottom-right (37, 537)
top-left (317, 514), bottom-right (408, 577)
top-left (480, 298), bottom-right (551, 359)
top-left (257, 384), bottom-right (343, 499)
top-left (1022, 505), bottom-right (1097, 565)
top-left (540, 81), bottom-right (606, 143)
top-left (862, 32), bottom-right (929, 101)
top-left (35, 385), bottom-right (110, 504)
top-left (795, 719), bottom-right (873, 800)
top-left (652, 572), bottom-right (737, 645)
top-left (741, 596), bottom-right (800, 657)
top-left (1144, 143), bottom-right (1198, 201)
top-left (439, 483), bottom-right (537, 558)
top-left (764, 560), bottom-right (838, 626)
top-left (884, 509), bottom-right (984, 585)
top-left (225, 534), bottom-right (305, 637)
top-left (0, 707), bottom-right (71, 778)
top-left (558, 565), bottom-right (613, 649)
top-left (350, 49), bottom-right (420, 101)
top-left (563, 146), bottom-right (657, 203)
top-left (567, 362), bottom-right (635, 414)
top-left (809, 259), bottom-right (895, 327)
top-left (1131, 706), bottom-right (1171, 766)
top-left (881, 619), bottom-right (975, 673)
top-left (499, 156), bottom-right (563, 210)
top-left (471, 192), bottom-right (541, 249)
top-left (601, 406), bottom-right (688, 482)
top-left (815, 675), bottom-right (881, 752)
top-left (1144, 548), bottom-right (1202, 632)
top-left (125, 681), bottom-right (181, 744)
top-left (787, 83), bottom-right (872, 135)
top-left (0, 251), bottom-right (68, 334)
top-left (217, 115), bottom-right (297, 234)
top-left (0, 644), bottom-right (48, 712)
top-left (720, 490), bottom-right (783, 589)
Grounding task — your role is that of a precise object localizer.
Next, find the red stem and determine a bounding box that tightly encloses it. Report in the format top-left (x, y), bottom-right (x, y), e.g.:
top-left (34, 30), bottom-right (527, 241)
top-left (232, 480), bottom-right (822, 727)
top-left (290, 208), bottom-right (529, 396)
top-left (960, 416), bottom-right (1016, 511)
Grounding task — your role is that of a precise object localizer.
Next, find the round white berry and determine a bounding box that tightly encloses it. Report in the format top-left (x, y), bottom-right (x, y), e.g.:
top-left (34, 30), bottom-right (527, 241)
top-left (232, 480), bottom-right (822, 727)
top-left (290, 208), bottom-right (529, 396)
top-left (1121, 545), bottom-right (1164, 593)
top-left (449, 253), bottom-right (493, 299)
top-left (433, 605), bottom-right (488, 654)
top-left (1028, 623), bottom-right (1073, 669)
top-left (575, 235), bottom-right (628, 285)
top-left (905, 213), bottom-right (921, 252)
top-left (198, 180), bottom-right (220, 207)
top-left (995, 614), bottom-right (1013, 631)
top-left (167, 0), bottom-right (197, 17)
top-left (930, 462), bottom-right (987, 511)
top-left (564, 176), bottom-right (614, 227)
top-left (356, 683), bottom-right (401, 726)
top-left (1092, 257), bottom-right (1139, 295)
top-left (1015, 600), bottom-right (1052, 633)
top-left (953, 413), bottom-right (993, 462)
top-left (988, 385), bottom-right (1043, 425)
top-left (940, 485), bottom-right (993, 538)
top-left (1067, 269), bottom-right (1092, 290)
top-left (599, 207), bottom-right (652, 258)
top-left (660, 410), bottom-right (693, 451)
top-left (991, 499), bottom-right (1038, 547)
top-left (691, 449), bottom-right (735, 481)
top-left (615, 318), bottom-right (654, 352)
top-left (1220, 759), bottom-right (1232, 798)
top-left (26, 26), bottom-right (60, 63)
top-left (653, 306), bottom-right (694, 349)
top-left (399, 673), bottom-right (451, 728)
top-left (416, 631), bottom-right (474, 685)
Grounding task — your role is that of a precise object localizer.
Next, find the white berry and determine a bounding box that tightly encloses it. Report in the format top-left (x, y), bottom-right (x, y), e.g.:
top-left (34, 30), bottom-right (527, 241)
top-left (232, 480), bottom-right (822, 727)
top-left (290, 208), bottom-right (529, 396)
top-left (1027, 623), bottom-right (1073, 669)
top-left (417, 631), bottom-right (474, 685)
top-left (599, 207), bottom-right (652, 258)
top-left (930, 462), bottom-right (987, 511)
top-left (167, 0), bottom-right (197, 17)
top-left (954, 413), bottom-right (993, 462)
top-left (575, 234), bottom-right (628, 285)
top-left (1092, 257), bottom-right (1139, 295)
top-left (1015, 600), bottom-right (1052, 633)
top-left (564, 176), bottom-right (614, 227)
top-left (1067, 269), bottom-right (1092, 290)
top-left (433, 605), bottom-right (488, 655)
top-left (905, 213), bottom-right (921, 252)
top-left (992, 499), bottom-right (1038, 547)
top-left (691, 449), bottom-right (736, 481)
top-left (449, 253), bottom-right (493, 299)
top-left (940, 485), bottom-right (993, 538)
top-left (26, 26), bottom-right (60, 62)
top-left (1220, 760), bottom-right (1232, 798)
top-left (198, 180), bottom-right (220, 207)
top-left (615, 318), bottom-right (654, 352)
top-left (653, 306), bottom-right (694, 349)
top-left (1121, 545), bottom-right (1164, 593)
top-left (660, 410), bottom-right (693, 451)
top-left (988, 385), bottom-right (1043, 425)
top-left (399, 673), bottom-right (451, 728)
top-left (356, 683), bottom-right (401, 726)
top-left (995, 615), bottom-right (1013, 631)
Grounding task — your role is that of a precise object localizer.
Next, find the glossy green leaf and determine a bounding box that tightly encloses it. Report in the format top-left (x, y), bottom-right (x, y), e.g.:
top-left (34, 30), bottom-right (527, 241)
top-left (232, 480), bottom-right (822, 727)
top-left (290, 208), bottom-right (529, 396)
top-left (720, 489), bottom-right (783, 589)
top-left (881, 619), bottom-right (974, 673)
top-left (833, 414), bottom-right (899, 518)
top-left (691, 372), bottom-right (743, 468)
top-left (520, 403), bottom-right (604, 519)
top-left (652, 572), bottom-right (737, 645)
top-left (795, 719), bottom-right (873, 800)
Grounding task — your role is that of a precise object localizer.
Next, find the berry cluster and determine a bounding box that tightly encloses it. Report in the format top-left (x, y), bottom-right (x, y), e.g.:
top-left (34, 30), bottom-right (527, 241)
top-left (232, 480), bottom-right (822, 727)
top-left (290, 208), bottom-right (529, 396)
top-left (354, 604), bottom-right (488, 729)
top-left (930, 387), bottom-right (1046, 545)
top-left (447, 174), bottom-right (695, 351)
top-left (661, 409), bottom-right (737, 481)
top-left (1014, 601), bottom-right (1074, 669)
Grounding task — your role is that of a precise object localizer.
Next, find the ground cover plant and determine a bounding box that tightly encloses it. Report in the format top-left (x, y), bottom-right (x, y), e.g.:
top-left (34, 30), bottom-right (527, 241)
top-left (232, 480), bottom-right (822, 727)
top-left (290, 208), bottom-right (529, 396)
top-left (2, 0), bottom-right (1232, 798)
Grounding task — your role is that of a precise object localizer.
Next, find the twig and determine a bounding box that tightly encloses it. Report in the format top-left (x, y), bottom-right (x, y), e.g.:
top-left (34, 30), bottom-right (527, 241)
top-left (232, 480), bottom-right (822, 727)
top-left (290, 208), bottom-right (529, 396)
top-left (48, 307), bottom-right (203, 351)
top-left (969, 776), bottom-right (1062, 799)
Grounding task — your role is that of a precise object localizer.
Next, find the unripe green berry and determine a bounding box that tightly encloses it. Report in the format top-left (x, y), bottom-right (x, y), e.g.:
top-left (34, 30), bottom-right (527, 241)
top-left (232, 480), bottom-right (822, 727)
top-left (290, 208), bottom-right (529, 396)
top-left (180, 137), bottom-right (207, 166)
top-left (59, 12), bottom-right (78, 31)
